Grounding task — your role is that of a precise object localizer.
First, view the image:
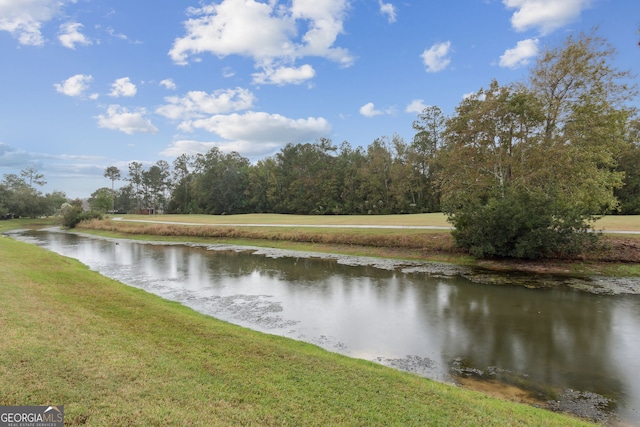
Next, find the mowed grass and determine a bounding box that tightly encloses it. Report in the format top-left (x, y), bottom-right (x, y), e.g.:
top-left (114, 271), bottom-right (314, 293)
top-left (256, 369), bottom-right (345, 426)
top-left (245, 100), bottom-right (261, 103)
top-left (115, 212), bottom-right (640, 231)
top-left (0, 229), bottom-right (594, 426)
top-left (117, 212), bottom-right (453, 227)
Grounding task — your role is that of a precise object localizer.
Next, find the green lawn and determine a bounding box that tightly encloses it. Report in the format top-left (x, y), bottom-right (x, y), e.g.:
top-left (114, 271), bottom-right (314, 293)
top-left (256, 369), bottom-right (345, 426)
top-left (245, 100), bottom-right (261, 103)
top-left (114, 212), bottom-right (640, 231)
top-left (0, 222), bottom-right (594, 426)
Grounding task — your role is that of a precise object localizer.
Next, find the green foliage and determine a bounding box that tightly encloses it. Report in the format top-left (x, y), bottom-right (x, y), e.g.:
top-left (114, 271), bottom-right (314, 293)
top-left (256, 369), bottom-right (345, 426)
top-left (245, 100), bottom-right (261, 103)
top-left (450, 190), bottom-right (598, 259)
top-left (62, 206), bottom-right (102, 228)
top-left (1, 168), bottom-right (64, 218)
top-left (440, 31), bottom-right (635, 259)
top-left (88, 187), bottom-right (113, 213)
top-left (615, 121), bottom-right (640, 214)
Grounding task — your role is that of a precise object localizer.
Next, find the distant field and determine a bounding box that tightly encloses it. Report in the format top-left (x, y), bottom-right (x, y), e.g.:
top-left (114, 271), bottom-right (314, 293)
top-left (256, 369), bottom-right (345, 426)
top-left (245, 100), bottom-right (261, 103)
top-left (115, 212), bottom-right (639, 231)
top-left (116, 212), bottom-right (451, 227)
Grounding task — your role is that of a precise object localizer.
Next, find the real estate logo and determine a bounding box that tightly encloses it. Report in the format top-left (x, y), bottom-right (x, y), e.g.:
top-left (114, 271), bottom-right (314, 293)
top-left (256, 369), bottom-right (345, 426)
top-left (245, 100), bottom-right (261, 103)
top-left (0, 406), bottom-right (64, 427)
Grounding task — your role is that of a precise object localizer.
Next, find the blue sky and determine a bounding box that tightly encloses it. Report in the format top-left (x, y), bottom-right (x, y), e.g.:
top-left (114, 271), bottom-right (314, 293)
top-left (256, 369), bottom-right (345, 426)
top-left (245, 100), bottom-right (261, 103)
top-left (1, 0), bottom-right (638, 198)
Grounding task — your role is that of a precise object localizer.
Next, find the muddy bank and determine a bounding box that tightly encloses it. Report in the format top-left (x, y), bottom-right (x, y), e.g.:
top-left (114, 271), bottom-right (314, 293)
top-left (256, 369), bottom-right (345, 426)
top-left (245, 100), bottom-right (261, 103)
top-left (185, 242), bottom-right (640, 295)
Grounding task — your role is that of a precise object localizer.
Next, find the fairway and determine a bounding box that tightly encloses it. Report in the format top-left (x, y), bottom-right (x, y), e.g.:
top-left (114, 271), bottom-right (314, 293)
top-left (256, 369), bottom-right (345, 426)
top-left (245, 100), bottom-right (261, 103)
top-left (113, 212), bottom-right (640, 231)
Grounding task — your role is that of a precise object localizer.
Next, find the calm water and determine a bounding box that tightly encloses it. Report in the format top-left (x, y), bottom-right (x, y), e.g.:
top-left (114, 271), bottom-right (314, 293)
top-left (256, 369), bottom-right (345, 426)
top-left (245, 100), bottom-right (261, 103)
top-left (10, 229), bottom-right (640, 424)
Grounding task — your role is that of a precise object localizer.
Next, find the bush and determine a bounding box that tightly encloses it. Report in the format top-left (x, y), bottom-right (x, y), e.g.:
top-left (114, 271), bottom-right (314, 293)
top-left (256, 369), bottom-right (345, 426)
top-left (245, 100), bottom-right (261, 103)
top-left (449, 190), bottom-right (599, 259)
top-left (62, 207), bottom-right (102, 228)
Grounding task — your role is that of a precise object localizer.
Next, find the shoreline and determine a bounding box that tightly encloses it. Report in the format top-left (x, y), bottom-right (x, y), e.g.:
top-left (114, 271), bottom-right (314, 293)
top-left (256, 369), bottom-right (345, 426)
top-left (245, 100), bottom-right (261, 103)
top-left (76, 216), bottom-right (640, 280)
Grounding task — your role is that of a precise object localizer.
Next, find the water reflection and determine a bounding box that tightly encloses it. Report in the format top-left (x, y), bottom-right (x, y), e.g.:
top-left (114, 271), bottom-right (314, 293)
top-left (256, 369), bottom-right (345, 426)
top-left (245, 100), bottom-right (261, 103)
top-left (10, 229), bottom-right (640, 424)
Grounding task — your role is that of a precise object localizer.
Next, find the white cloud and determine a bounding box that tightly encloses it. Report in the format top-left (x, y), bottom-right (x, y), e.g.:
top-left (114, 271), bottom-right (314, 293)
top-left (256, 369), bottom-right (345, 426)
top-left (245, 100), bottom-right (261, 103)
top-left (405, 99), bottom-right (428, 114)
top-left (54, 74), bottom-right (93, 97)
top-left (96, 105), bottom-right (158, 135)
top-left (0, 0), bottom-right (66, 46)
top-left (109, 77), bottom-right (137, 97)
top-left (58, 22), bottom-right (91, 49)
top-left (156, 88), bottom-right (255, 121)
top-left (180, 111), bottom-right (331, 145)
top-left (159, 79), bottom-right (177, 90)
top-left (160, 139), bottom-right (282, 160)
top-left (379, 1), bottom-right (397, 23)
top-left (252, 64), bottom-right (316, 85)
top-left (503, 0), bottom-right (592, 35)
top-left (169, 0), bottom-right (353, 84)
top-left (359, 102), bottom-right (383, 118)
top-left (104, 27), bottom-right (141, 44)
top-left (421, 41), bottom-right (452, 73)
top-left (499, 38), bottom-right (539, 68)
top-left (359, 102), bottom-right (396, 117)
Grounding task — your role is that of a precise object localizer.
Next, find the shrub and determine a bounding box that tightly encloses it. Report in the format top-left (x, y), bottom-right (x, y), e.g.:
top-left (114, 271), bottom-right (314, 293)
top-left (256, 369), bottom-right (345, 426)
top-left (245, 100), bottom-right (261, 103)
top-left (62, 207), bottom-right (102, 228)
top-left (449, 190), bottom-right (599, 259)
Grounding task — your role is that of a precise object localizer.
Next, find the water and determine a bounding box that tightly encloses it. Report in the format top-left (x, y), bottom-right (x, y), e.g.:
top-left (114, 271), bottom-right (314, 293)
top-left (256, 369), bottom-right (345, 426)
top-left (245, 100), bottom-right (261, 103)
top-left (9, 229), bottom-right (640, 424)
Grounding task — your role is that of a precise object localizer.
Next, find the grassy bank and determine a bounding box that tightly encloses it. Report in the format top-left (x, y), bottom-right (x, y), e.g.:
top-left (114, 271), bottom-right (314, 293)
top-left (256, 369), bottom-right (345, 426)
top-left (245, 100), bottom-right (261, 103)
top-left (0, 222), bottom-right (594, 426)
top-left (78, 214), bottom-right (640, 277)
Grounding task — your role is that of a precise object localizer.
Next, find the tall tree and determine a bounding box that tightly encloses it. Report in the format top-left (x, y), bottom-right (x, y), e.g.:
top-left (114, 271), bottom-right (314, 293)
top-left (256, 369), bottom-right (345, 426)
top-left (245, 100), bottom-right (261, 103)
top-left (439, 31), bottom-right (636, 259)
top-left (104, 166), bottom-right (121, 212)
top-left (20, 166), bottom-right (46, 188)
top-left (127, 162), bottom-right (144, 212)
top-left (410, 106), bottom-right (446, 211)
top-left (169, 154), bottom-right (194, 213)
top-left (141, 160), bottom-right (171, 213)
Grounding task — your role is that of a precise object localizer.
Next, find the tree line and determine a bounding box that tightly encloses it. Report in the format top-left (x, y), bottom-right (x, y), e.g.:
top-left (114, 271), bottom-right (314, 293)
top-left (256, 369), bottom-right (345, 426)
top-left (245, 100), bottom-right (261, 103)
top-left (100, 134), bottom-right (443, 217)
top-left (0, 167), bottom-right (67, 219)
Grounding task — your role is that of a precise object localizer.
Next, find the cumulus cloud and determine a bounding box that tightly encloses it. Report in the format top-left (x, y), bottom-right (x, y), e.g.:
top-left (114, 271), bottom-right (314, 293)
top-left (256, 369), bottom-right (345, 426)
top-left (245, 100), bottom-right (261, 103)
top-left (54, 74), bottom-right (93, 97)
top-left (499, 38), bottom-right (539, 68)
top-left (109, 77), bottom-right (137, 97)
top-left (421, 41), bottom-right (452, 73)
top-left (160, 139), bottom-right (282, 160)
top-left (96, 105), bottom-right (158, 134)
top-left (160, 79), bottom-right (177, 90)
top-left (180, 111), bottom-right (331, 144)
top-left (0, 0), bottom-right (67, 46)
top-left (156, 88), bottom-right (255, 121)
top-left (359, 102), bottom-right (395, 117)
top-left (252, 64), bottom-right (316, 85)
top-left (160, 111), bottom-right (330, 160)
top-left (359, 102), bottom-right (383, 118)
top-left (405, 99), bottom-right (428, 114)
top-left (503, 0), bottom-right (592, 35)
top-left (169, 0), bottom-right (352, 84)
top-left (58, 22), bottom-right (91, 49)
top-left (379, 1), bottom-right (397, 23)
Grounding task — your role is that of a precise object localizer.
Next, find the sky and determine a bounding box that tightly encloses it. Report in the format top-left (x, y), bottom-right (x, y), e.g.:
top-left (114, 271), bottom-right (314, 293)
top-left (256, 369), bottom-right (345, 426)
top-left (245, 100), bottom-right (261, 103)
top-left (0, 0), bottom-right (638, 198)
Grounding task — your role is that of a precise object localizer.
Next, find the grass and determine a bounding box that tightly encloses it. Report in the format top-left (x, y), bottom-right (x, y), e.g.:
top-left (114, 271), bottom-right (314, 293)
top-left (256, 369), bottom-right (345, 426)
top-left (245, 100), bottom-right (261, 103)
top-left (112, 212), bottom-right (640, 231)
top-left (0, 220), bottom-right (595, 426)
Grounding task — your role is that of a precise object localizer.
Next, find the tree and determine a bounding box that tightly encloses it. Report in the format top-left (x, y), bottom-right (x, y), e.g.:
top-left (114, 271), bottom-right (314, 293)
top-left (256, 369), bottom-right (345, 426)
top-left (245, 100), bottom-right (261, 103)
top-left (2, 172), bottom-right (46, 218)
top-left (615, 119), bottom-right (640, 214)
top-left (104, 166), bottom-right (121, 212)
top-left (20, 166), bottom-right (46, 188)
top-left (89, 187), bottom-right (114, 213)
top-left (141, 160), bottom-right (171, 214)
top-left (439, 31), bottom-right (636, 259)
top-left (104, 166), bottom-right (120, 212)
top-left (127, 162), bottom-right (144, 212)
top-left (168, 154), bottom-right (194, 213)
